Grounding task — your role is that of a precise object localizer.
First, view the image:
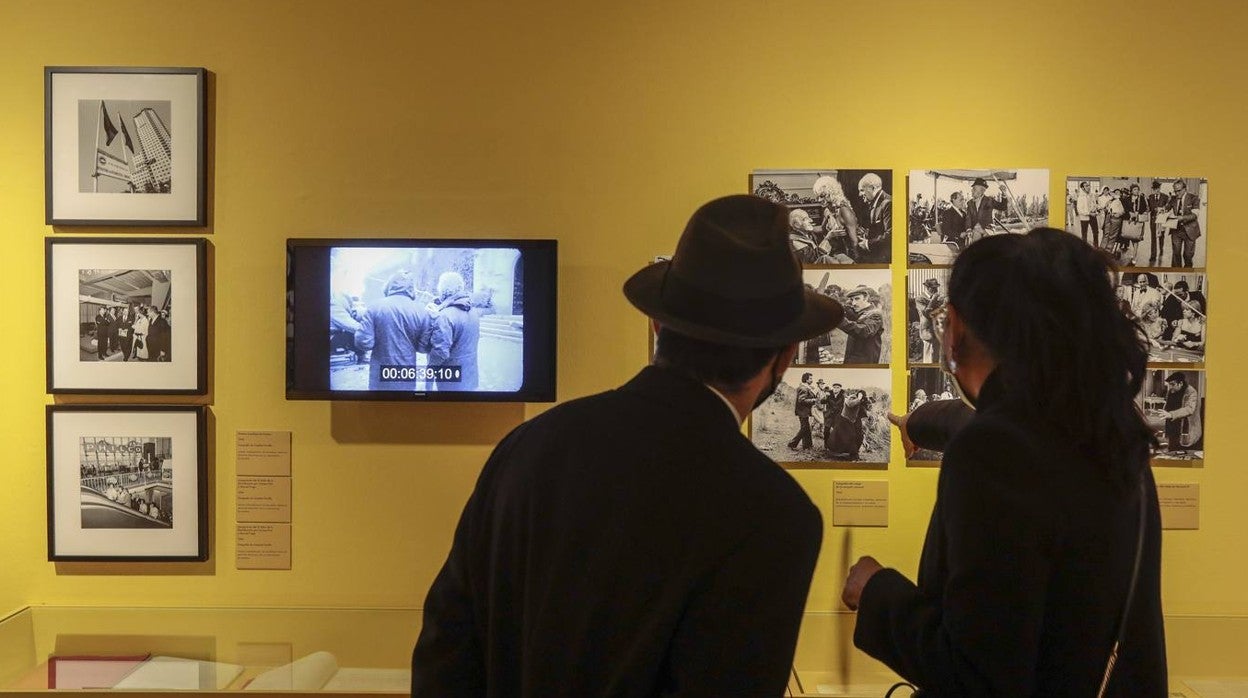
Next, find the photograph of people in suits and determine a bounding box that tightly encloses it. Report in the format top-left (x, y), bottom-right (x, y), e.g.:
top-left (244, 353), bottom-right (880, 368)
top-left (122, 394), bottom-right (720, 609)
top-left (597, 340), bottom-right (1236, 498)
top-left (751, 168), bottom-right (894, 265)
top-left (795, 269), bottom-right (891, 366)
top-left (1138, 369), bottom-right (1205, 462)
top-left (1116, 271), bottom-right (1207, 364)
top-left (907, 169), bottom-right (1049, 266)
top-left (906, 268), bottom-right (951, 365)
top-left (751, 367), bottom-right (891, 465)
top-left (77, 269), bottom-right (174, 363)
top-left (1064, 176), bottom-right (1207, 268)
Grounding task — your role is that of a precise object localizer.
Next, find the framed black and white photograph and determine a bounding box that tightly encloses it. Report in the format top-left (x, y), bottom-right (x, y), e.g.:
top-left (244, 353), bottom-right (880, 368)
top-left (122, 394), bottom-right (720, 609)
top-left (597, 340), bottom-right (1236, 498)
top-left (796, 269), bottom-right (891, 366)
top-left (907, 169), bottom-right (1050, 266)
top-left (750, 169), bottom-right (894, 265)
top-left (45, 66), bottom-right (206, 226)
top-left (46, 238), bottom-right (207, 394)
top-left (47, 405), bottom-right (207, 561)
top-left (1117, 271), bottom-right (1207, 364)
top-left (1137, 369), bottom-right (1205, 465)
top-left (1065, 176), bottom-right (1207, 268)
top-left (906, 367), bottom-right (960, 466)
top-left (906, 269), bottom-right (951, 365)
top-left (750, 367), bottom-right (891, 468)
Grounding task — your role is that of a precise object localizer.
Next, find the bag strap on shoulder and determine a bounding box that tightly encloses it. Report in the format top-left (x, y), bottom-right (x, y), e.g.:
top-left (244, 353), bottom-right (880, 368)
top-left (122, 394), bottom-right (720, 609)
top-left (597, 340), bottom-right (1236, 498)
top-left (1096, 476), bottom-right (1148, 697)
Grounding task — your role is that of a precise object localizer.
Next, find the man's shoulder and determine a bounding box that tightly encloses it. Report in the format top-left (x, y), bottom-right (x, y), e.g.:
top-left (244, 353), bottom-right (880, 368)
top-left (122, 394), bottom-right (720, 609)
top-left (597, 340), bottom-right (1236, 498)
top-left (849, 307), bottom-right (884, 327)
top-left (517, 386), bottom-right (815, 508)
top-left (873, 193), bottom-right (892, 213)
top-left (443, 305), bottom-right (473, 321)
top-left (734, 447), bottom-right (822, 526)
top-left (518, 387), bottom-right (621, 427)
top-left (513, 380), bottom-right (731, 437)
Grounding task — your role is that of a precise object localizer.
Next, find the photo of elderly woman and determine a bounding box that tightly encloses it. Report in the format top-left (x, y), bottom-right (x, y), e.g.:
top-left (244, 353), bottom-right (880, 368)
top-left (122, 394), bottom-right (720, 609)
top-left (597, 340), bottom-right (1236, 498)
top-left (751, 169), bottom-right (894, 265)
top-left (1117, 272), bottom-right (1207, 364)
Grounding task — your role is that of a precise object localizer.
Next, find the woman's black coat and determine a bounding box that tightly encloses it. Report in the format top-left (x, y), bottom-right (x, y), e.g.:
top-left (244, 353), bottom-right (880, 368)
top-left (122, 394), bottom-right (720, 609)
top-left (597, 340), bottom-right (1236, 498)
top-left (856, 380), bottom-right (1167, 696)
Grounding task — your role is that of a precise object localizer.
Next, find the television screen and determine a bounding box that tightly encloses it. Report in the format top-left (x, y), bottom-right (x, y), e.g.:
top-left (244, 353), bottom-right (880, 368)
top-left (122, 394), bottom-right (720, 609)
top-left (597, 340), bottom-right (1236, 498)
top-left (287, 239), bottom-right (557, 401)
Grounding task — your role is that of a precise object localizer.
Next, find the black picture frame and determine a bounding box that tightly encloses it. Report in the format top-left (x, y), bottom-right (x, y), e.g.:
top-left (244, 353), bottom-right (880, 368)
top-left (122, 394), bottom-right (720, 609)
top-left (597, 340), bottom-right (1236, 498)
top-left (45, 66), bottom-right (207, 226)
top-left (46, 237), bottom-right (208, 395)
top-left (47, 405), bottom-right (208, 562)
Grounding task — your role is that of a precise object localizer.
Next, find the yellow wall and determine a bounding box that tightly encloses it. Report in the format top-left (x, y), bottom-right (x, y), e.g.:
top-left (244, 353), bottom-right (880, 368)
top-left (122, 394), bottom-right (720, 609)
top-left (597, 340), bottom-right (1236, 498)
top-left (1, 0), bottom-right (1245, 619)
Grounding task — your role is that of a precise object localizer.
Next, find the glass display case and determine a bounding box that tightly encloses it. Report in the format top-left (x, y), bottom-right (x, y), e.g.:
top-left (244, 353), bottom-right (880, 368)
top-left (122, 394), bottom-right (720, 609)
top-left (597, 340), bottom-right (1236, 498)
top-left (0, 607), bottom-right (418, 695)
top-left (1, 607), bottom-right (1244, 696)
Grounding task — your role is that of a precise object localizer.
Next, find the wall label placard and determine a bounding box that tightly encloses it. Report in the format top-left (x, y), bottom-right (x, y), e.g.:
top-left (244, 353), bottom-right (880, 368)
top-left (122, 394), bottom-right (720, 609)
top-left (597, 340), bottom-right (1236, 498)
top-left (832, 480), bottom-right (889, 527)
top-left (236, 523), bottom-right (292, 570)
top-left (1158, 482), bottom-right (1200, 530)
top-left (237, 476), bottom-right (292, 523)
top-left (236, 430), bottom-right (292, 476)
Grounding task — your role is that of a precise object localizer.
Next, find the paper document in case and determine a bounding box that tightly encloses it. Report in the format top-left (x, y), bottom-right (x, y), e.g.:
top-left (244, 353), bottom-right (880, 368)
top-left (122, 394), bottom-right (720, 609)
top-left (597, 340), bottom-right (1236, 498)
top-left (244, 651), bottom-right (411, 692)
top-left (112, 656), bottom-right (243, 690)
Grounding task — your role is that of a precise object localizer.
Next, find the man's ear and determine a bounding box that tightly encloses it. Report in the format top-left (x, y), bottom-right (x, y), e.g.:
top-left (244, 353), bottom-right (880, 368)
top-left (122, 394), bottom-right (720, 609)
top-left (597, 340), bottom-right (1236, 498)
top-left (944, 305), bottom-right (963, 337)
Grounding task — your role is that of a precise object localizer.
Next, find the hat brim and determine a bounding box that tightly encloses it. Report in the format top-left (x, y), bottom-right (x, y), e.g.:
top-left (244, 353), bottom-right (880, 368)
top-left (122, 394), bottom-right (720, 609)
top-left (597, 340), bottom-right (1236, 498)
top-left (623, 261), bottom-right (844, 348)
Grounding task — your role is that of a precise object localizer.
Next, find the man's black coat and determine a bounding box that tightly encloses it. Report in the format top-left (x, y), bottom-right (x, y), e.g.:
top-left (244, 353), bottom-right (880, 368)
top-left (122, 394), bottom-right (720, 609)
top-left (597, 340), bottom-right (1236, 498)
top-left (412, 366), bottom-right (823, 697)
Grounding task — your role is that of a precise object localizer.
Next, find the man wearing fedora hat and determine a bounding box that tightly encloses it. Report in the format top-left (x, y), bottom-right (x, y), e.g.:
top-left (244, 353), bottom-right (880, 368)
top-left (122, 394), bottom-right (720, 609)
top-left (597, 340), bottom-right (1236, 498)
top-left (916, 277), bottom-right (945, 364)
top-left (1146, 180), bottom-right (1171, 265)
top-left (964, 177), bottom-right (1009, 244)
top-left (840, 285), bottom-right (885, 365)
top-left (413, 195), bottom-right (844, 698)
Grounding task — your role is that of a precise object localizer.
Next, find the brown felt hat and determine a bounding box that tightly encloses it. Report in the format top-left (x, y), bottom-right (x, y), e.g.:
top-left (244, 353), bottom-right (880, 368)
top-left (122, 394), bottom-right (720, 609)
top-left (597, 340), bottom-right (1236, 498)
top-left (624, 195), bottom-right (844, 348)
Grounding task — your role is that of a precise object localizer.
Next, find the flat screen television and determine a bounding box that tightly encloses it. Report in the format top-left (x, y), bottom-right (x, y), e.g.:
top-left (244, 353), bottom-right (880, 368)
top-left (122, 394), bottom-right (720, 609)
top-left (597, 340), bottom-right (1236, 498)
top-left (287, 238), bottom-right (557, 402)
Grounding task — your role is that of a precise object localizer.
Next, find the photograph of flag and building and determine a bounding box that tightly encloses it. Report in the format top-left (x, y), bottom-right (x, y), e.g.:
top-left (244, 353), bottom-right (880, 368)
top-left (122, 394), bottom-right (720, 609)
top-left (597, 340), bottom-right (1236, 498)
top-left (77, 99), bottom-right (173, 194)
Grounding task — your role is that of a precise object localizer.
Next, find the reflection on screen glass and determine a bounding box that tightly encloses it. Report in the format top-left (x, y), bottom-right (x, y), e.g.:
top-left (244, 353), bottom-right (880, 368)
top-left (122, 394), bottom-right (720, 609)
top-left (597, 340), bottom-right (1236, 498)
top-left (328, 247), bottom-right (524, 394)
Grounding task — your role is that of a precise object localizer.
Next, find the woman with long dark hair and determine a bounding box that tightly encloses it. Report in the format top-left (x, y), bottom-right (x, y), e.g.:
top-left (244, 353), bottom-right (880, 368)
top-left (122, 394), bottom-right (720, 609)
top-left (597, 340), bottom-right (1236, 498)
top-left (841, 228), bottom-right (1167, 695)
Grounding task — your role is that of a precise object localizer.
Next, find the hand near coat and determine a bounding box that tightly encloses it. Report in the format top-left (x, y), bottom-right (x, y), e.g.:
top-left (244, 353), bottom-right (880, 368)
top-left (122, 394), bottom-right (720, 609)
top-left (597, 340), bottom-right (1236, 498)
top-left (842, 556), bottom-right (884, 611)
